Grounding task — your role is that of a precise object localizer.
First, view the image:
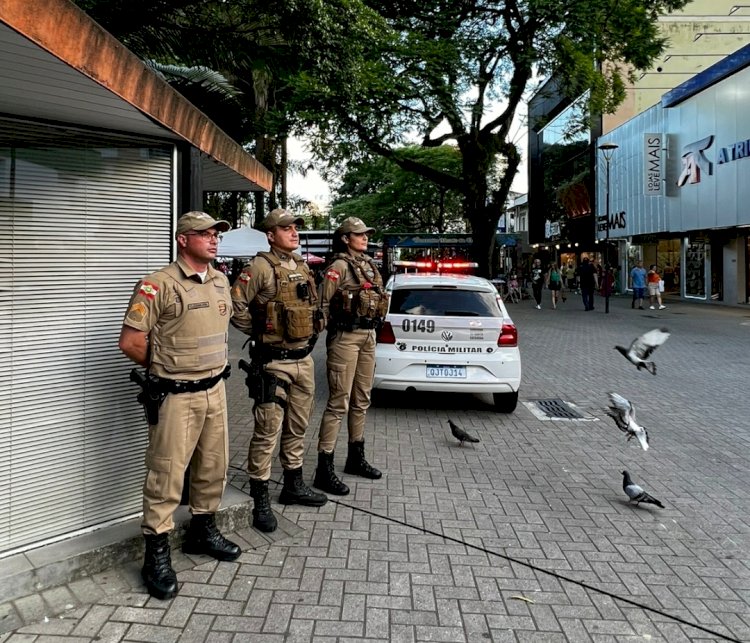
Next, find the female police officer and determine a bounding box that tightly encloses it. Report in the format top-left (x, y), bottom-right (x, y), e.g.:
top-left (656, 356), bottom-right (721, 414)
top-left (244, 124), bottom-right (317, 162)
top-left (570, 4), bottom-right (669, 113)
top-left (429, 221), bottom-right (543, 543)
top-left (313, 217), bottom-right (388, 495)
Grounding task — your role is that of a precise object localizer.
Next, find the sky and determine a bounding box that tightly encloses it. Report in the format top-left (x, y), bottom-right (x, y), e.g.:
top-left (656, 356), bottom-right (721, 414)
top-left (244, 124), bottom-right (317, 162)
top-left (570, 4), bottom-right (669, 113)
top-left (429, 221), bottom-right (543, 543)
top-left (285, 104), bottom-right (530, 208)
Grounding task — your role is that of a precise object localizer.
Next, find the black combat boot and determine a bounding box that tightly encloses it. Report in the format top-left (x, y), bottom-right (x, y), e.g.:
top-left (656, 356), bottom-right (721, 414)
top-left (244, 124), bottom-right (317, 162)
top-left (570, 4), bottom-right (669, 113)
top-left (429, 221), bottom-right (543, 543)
top-left (279, 467), bottom-right (328, 506)
top-left (313, 451), bottom-right (350, 496)
top-left (249, 479), bottom-right (277, 533)
top-left (182, 513), bottom-right (241, 561)
top-left (142, 533), bottom-right (178, 600)
top-left (344, 440), bottom-right (382, 479)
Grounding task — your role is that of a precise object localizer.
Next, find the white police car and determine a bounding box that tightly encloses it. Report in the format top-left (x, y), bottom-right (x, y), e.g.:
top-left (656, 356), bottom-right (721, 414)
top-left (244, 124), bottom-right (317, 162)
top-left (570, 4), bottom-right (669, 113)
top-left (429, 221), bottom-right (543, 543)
top-left (374, 273), bottom-right (521, 412)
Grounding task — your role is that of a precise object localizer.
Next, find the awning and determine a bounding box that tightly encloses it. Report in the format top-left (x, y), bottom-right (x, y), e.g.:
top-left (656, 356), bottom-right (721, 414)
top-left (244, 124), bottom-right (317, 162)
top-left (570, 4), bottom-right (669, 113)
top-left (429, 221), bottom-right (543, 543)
top-left (0, 0), bottom-right (272, 192)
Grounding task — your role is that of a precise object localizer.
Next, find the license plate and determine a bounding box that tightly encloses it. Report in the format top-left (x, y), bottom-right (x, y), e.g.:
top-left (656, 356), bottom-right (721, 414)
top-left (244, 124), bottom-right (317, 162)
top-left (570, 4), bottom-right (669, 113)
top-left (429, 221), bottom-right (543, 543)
top-left (426, 365), bottom-right (466, 379)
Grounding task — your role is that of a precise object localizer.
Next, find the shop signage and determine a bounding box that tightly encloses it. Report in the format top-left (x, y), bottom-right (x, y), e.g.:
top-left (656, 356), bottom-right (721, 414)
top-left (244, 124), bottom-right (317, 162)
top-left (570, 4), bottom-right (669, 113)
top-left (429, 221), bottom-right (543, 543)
top-left (677, 135), bottom-right (714, 186)
top-left (597, 211), bottom-right (627, 232)
top-left (675, 133), bottom-right (750, 186)
top-left (717, 137), bottom-right (750, 165)
top-left (644, 133), bottom-right (663, 196)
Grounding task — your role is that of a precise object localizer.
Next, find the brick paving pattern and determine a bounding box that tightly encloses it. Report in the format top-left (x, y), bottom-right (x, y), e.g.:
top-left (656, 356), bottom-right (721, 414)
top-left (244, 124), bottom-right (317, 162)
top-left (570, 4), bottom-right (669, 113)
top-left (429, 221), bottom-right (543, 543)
top-left (1, 294), bottom-right (749, 641)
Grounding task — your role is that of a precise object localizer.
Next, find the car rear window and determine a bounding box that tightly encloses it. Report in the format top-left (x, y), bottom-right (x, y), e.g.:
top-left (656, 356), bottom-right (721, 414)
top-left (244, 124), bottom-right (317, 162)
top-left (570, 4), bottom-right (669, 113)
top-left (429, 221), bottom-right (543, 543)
top-left (389, 287), bottom-right (501, 317)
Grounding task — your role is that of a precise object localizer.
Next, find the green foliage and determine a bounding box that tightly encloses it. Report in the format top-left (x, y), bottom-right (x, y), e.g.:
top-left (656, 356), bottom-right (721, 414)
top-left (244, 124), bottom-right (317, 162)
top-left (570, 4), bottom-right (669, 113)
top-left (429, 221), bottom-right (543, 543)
top-left (73, 0), bottom-right (690, 275)
top-left (330, 146), bottom-right (466, 236)
top-left (280, 0), bottom-right (689, 274)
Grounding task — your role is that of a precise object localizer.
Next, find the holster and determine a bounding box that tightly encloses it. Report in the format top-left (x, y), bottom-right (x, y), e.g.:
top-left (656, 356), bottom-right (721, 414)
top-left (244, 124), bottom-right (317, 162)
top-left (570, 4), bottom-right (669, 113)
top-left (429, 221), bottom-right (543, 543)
top-left (129, 368), bottom-right (168, 425)
top-left (238, 359), bottom-right (290, 408)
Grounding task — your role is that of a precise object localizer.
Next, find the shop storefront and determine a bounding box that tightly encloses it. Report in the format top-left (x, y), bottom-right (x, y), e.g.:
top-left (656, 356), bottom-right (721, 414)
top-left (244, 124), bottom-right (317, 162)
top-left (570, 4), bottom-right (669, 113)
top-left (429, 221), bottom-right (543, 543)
top-left (596, 44), bottom-right (750, 306)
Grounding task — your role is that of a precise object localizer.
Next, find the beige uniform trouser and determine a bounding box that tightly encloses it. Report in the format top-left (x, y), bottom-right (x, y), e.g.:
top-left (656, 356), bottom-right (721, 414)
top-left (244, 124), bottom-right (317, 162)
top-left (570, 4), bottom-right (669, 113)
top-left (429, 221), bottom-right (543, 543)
top-left (142, 381), bottom-right (228, 535)
top-left (248, 354), bottom-right (315, 480)
top-left (317, 329), bottom-right (376, 453)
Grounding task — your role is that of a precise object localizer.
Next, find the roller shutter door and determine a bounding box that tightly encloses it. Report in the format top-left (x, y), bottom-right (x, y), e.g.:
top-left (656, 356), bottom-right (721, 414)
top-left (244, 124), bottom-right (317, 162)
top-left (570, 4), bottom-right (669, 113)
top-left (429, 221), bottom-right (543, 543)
top-left (0, 120), bottom-right (173, 553)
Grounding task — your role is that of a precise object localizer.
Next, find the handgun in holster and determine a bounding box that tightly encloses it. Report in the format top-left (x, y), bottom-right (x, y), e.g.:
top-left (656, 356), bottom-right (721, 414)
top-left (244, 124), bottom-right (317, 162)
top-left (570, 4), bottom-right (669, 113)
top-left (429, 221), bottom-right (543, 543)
top-left (239, 354), bottom-right (289, 408)
top-left (129, 368), bottom-right (168, 425)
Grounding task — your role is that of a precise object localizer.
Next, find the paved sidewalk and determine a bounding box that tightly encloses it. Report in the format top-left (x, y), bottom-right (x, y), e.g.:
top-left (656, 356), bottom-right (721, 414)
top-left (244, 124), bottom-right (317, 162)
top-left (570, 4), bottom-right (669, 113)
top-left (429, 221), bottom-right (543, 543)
top-left (2, 293), bottom-right (749, 642)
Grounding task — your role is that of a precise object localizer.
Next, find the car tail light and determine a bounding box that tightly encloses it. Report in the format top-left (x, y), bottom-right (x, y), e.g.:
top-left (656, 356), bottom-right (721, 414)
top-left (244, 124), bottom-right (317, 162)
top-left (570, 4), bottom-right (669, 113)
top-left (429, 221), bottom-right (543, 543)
top-left (377, 320), bottom-right (396, 344)
top-left (498, 321), bottom-right (517, 346)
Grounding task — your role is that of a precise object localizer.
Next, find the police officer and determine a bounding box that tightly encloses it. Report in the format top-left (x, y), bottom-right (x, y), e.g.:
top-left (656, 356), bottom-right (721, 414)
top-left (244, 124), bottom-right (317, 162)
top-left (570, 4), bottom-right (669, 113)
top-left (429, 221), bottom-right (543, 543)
top-left (313, 217), bottom-right (387, 495)
top-left (119, 211), bottom-right (241, 601)
top-left (231, 209), bottom-right (327, 533)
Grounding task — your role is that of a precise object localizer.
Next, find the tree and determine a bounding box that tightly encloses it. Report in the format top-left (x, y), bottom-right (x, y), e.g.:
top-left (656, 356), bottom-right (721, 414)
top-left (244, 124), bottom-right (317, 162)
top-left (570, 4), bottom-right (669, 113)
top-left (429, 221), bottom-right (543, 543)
top-left (278, 0), bottom-right (689, 276)
top-left (330, 145), bottom-right (466, 235)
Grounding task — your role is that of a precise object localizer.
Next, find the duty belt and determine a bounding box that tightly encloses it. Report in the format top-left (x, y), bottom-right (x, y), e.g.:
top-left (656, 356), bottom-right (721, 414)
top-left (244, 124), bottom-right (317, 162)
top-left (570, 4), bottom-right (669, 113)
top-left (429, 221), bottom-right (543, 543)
top-left (258, 338), bottom-right (316, 362)
top-left (333, 316), bottom-right (382, 331)
top-left (155, 364), bottom-right (231, 394)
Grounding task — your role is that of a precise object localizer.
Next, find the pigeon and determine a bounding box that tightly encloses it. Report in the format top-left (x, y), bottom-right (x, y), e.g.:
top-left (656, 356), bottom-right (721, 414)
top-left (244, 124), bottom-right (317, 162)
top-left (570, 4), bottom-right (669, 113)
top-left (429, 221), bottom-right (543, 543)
top-left (615, 327), bottom-right (670, 375)
top-left (622, 470), bottom-right (664, 508)
top-left (605, 392), bottom-right (650, 451)
top-left (448, 419), bottom-right (480, 446)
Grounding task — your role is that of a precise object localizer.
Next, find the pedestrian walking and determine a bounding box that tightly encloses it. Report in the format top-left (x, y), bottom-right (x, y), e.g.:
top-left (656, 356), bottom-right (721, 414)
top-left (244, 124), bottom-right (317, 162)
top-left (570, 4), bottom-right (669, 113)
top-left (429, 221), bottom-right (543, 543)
top-left (546, 262), bottom-right (564, 309)
top-left (230, 208), bottom-right (327, 534)
top-left (530, 258), bottom-right (544, 309)
top-left (647, 264), bottom-right (667, 309)
top-left (630, 260), bottom-right (647, 309)
top-left (578, 256), bottom-right (597, 311)
top-left (119, 211), bottom-right (240, 601)
top-left (565, 262), bottom-right (577, 291)
top-left (313, 217), bottom-right (388, 495)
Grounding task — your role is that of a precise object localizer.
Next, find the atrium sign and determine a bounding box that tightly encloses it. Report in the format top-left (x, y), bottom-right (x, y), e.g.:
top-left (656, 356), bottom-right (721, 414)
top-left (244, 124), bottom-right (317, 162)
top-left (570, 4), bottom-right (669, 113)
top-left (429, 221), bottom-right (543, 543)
top-left (676, 133), bottom-right (750, 187)
top-left (677, 135), bottom-right (713, 186)
top-left (717, 137), bottom-right (750, 165)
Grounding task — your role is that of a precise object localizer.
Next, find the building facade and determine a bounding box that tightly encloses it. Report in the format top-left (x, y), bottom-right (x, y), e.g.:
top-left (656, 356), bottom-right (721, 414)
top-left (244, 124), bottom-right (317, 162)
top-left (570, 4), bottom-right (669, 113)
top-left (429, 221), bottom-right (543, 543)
top-left (597, 45), bottom-right (750, 305)
top-left (528, 0), bottom-right (750, 269)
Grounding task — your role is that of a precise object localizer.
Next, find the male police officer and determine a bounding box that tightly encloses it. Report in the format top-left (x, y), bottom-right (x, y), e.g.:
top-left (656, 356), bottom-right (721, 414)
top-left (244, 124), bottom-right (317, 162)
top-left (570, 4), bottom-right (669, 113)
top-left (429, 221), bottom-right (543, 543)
top-left (231, 209), bottom-right (327, 533)
top-left (313, 217), bottom-right (387, 495)
top-left (119, 211), bottom-right (240, 601)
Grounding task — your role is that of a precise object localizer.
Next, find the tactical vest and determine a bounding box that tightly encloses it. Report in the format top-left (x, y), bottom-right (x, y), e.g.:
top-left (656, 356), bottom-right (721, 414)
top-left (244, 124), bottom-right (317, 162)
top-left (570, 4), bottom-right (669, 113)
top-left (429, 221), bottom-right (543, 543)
top-left (250, 251), bottom-right (319, 346)
top-left (149, 264), bottom-right (229, 379)
top-left (329, 253), bottom-right (388, 329)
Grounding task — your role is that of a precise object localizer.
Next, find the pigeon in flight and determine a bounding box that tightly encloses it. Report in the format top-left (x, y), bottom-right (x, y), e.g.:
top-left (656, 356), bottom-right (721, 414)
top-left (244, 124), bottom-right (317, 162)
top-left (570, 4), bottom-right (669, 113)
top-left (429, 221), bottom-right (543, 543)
top-left (615, 327), bottom-right (670, 375)
top-left (448, 420), bottom-right (479, 446)
top-left (605, 392), bottom-right (650, 451)
top-left (622, 471), bottom-right (664, 508)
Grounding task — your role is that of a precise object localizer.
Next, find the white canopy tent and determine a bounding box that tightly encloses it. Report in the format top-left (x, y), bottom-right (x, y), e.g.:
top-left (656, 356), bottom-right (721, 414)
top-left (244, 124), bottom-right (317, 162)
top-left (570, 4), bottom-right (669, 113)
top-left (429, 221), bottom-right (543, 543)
top-left (218, 226), bottom-right (268, 258)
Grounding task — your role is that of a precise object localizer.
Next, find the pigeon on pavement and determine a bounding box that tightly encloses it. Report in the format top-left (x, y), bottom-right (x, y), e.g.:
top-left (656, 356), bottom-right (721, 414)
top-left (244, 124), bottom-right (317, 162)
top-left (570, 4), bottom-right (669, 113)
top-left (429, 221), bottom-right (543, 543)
top-left (622, 470), bottom-right (664, 508)
top-left (605, 392), bottom-right (650, 451)
top-left (448, 419), bottom-right (480, 446)
top-left (615, 327), bottom-right (670, 375)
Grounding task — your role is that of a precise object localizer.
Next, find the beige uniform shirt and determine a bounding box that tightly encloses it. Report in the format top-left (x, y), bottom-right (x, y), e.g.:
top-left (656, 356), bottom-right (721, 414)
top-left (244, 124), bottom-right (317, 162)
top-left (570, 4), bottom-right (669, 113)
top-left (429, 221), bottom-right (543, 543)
top-left (123, 256), bottom-right (231, 380)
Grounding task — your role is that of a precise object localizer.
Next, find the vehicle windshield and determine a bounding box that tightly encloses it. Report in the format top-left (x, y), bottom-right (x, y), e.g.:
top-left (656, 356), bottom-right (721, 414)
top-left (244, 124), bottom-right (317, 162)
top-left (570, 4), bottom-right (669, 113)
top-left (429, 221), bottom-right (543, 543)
top-left (390, 288), bottom-right (502, 317)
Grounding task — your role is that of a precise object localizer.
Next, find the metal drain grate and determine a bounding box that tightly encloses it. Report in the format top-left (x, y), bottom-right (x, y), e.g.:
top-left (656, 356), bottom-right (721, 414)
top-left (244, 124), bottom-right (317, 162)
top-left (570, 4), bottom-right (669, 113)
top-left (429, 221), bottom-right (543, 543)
top-left (533, 398), bottom-right (584, 419)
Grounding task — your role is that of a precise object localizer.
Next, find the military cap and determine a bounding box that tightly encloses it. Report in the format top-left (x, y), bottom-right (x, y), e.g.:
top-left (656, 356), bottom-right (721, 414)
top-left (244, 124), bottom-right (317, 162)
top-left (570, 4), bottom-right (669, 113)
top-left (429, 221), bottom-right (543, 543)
top-left (336, 217), bottom-right (375, 235)
top-left (261, 208), bottom-right (305, 231)
top-left (176, 211), bottom-right (230, 235)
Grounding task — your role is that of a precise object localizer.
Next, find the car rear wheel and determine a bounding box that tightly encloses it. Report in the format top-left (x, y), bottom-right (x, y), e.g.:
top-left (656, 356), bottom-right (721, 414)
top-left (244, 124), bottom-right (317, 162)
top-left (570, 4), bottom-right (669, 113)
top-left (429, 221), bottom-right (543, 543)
top-left (493, 391), bottom-right (518, 413)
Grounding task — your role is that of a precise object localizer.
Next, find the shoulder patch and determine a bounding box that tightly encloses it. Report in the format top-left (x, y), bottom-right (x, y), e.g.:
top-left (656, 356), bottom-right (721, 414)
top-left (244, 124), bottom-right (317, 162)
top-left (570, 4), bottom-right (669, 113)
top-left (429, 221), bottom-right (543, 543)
top-left (139, 281), bottom-right (159, 299)
top-left (127, 301), bottom-right (147, 322)
top-left (325, 268), bottom-right (341, 282)
top-left (239, 272), bottom-right (251, 282)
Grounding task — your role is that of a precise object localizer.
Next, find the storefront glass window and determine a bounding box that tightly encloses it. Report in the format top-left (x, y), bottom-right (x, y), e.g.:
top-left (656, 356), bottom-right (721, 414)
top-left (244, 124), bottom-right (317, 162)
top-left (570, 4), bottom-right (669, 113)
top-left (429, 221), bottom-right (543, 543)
top-left (626, 244), bottom-right (642, 290)
top-left (657, 239), bottom-right (680, 293)
top-left (685, 239), bottom-right (706, 299)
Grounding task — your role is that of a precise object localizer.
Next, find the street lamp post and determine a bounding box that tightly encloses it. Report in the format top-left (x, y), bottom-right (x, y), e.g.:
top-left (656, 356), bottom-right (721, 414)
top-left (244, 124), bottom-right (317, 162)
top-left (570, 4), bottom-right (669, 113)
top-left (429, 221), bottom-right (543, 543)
top-left (598, 142), bottom-right (618, 314)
